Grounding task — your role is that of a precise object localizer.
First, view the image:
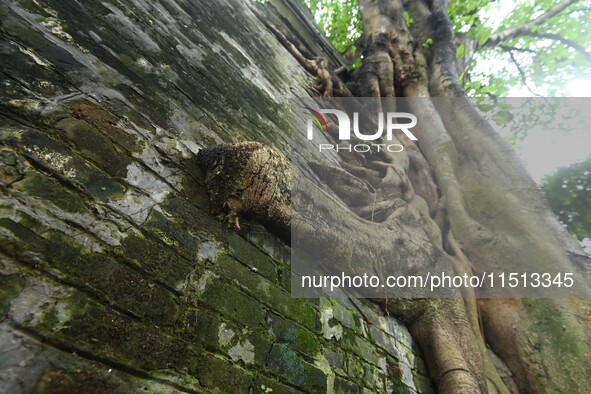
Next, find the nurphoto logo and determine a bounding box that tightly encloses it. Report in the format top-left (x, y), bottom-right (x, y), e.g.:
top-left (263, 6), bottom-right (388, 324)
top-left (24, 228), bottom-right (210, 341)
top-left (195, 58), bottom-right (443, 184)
top-left (304, 106), bottom-right (418, 152)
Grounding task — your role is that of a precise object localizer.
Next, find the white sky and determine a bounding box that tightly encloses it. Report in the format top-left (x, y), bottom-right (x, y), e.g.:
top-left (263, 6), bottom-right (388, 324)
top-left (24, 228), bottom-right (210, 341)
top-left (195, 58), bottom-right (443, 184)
top-left (507, 81), bottom-right (591, 182)
top-left (476, 0), bottom-right (591, 182)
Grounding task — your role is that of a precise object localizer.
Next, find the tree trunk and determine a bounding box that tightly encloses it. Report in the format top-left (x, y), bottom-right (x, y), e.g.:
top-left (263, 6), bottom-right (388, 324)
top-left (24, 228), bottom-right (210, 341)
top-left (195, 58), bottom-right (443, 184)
top-left (279, 0), bottom-right (591, 392)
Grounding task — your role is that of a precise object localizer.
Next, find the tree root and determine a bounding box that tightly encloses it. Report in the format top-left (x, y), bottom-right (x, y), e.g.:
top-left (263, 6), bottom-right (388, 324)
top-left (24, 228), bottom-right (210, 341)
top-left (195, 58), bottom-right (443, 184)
top-left (195, 142), bottom-right (489, 394)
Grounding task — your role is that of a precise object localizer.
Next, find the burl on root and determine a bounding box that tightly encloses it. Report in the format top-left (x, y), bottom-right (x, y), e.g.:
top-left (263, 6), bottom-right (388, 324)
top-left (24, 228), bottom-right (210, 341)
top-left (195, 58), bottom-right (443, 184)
top-left (195, 142), bottom-right (291, 239)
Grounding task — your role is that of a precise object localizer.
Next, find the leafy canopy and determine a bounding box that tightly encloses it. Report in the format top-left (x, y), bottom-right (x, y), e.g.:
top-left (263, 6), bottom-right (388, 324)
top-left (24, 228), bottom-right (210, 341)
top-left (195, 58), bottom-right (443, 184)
top-left (304, 0), bottom-right (591, 97)
top-left (542, 156), bottom-right (591, 242)
top-left (302, 0), bottom-right (363, 67)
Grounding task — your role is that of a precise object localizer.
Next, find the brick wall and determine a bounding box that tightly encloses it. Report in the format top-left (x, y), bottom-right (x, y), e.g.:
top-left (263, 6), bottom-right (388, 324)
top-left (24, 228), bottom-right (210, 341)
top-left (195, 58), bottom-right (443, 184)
top-left (0, 0), bottom-right (433, 392)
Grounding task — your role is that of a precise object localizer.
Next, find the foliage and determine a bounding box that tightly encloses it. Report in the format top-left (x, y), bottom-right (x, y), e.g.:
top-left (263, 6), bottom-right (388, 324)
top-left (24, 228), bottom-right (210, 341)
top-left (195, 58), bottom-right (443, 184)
top-left (475, 97), bottom-right (583, 144)
top-left (542, 155), bottom-right (591, 241)
top-left (303, 0), bottom-right (591, 97)
top-left (302, 0), bottom-right (363, 67)
top-left (448, 0), bottom-right (591, 97)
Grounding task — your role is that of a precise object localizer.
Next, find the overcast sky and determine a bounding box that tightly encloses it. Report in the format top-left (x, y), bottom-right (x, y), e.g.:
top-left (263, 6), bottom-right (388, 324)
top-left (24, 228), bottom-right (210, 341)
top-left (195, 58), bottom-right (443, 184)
top-left (507, 81), bottom-right (591, 182)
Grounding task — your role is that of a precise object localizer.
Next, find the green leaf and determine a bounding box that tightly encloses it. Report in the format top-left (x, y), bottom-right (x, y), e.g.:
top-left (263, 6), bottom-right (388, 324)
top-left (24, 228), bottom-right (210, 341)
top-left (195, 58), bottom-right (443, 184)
top-left (492, 109), bottom-right (513, 125)
top-left (404, 11), bottom-right (414, 27)
top-left (456, 44), bottom-right (465, 59)
top-left (478, 30), bottom-right (491, 46)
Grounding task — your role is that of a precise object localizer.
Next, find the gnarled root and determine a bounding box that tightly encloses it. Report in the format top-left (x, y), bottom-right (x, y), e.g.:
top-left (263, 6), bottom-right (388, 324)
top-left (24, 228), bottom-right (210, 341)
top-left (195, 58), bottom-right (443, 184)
top-left (195, 142), bottom-right (488, 394)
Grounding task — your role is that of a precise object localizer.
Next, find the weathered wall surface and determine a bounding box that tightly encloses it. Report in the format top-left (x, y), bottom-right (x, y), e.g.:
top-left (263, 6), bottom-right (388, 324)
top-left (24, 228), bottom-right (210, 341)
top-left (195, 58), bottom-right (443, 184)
top-left (0, 0), bottom-right (432, 392)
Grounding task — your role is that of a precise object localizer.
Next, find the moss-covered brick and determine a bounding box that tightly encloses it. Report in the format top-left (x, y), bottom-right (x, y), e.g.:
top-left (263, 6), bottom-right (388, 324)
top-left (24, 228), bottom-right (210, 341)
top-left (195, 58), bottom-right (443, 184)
top-left (52, 117), bottom-right (132, 178)
top-left (121, 233), bottom-right (194, 288)
top-left (3, 127), bottom-right (126, 201)
top-left (178, 305), bottom-right (274, 370)
top-left (226, 231), bottom-right (279, 281)
top-left (69, 100), bottom-right (142, 154)
top-left (31, 368), bottom-right (123, 394)
top-left (142, 209), bottom-right (199, 260)
top-left (0, 274), bottom-right (26, 318)
top-left (187, 307), bottom-right (269, 358)
top-left (266, 344), bottom-right (327, 393)
top-left (343, 353), bottom-right (368, 381)
top-left (199, 279), bottom-right (265, 328)
top-left (391, 383), bottom-right (416, 394)
top-left (14, 173), bottom-right (88, 213)
top-left (268, 313), bottom-right (320, 358)
top-left (215, 253), bottom-right (282, 305)
top-left (249, 330), bottom-right (274, 365)
top-left (161, 195), bottom-right (223, 236)
top-left (187, 310), bottom-right (272, 367)
top-left (260, 289), bottom-right (319, 333)
top-left (412, 353), bottom-right (428, 376)
top-left (12, 286), bottom-right (195, 373)
top-left (363, 363), bottom-right (389, 392)
top-left (282, 298), bottom-right (320, 333)
top-left (162, 197), bottom-right (281, 281)
top-left (412, 373), bottom-right (434, 394)
top-left (0, 218), bottom-right (178, 325)
top-left (0, 11), bottom-right (68, 99)
top-left (212, 254), bottom-right (318, 332)
top-left (184, 307), bottom-right (225, 347)
top-left (177, 171), bottom-right (212, 212)
top-left (29, 363), bottom-right (189, 394)
top-left (191, 351), bottom-right (254, 392)
top-left (326, 299), bottom-right (363, 332)
top-left (215, 254), bottom-right (268, 289)
top-left (340, 328), bottom-right (384, 367)
top-left (324, 346), bottom-right (345, 371)
top-left (334, 376), bottom-right (359, 393)
top-left (278, 265), bottom-right (292, 291)
top-left (254, 375), bottom-right (303, 394)
top-left (368, 325), bottom-right (399, 358)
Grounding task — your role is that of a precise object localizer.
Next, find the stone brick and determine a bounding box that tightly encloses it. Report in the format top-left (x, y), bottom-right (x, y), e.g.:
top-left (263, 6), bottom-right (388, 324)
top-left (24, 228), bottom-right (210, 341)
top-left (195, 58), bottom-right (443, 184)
top-left (268, 313), bottom-right (319, 358)
top-left (0, 219), bottom-right (179, 325)
top-left (10, 281), bottom-right (194, 373)
top-left (340, 328), bottom-right (384, 367)
top-left (142, 209), bottom-right (200, 261)
top-left (325, 298), bottom-right (364, 333)
top-left (368, 324), bottom-right (399, 358)
top-left (199, 279), bottom-right (266, 328)
top-left (266, 344), bottom-right (327, 393)
top-left (324, 346), bottom-right (345, 371)
top-left (191, 352), bottom-right (254, 392)
top-left (121, 233), bottom-right (194, 289)
top-left (186, 308), bottom-right (224, 347)
top-left (226, 231), bottom-right (279, 281)
top-left (53, 117), bottom-right (132, 179)
top-left (413, 373), bottom-right (435, 394)
top-left (255, 375), bottom-right (303, 394)
top-left (5, 127), bottom-right (126, 202)
top-left (334, 376), bottom-right (359, 393)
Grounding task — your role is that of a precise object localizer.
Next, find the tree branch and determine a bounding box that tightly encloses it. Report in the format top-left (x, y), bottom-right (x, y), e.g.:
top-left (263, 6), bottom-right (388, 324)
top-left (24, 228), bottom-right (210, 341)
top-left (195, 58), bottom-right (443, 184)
top-left (499, 44), bottom-right (537, 54)
top-left (527, 31), bottom-right (591, 63)
top-left (481, 0), bottom-right (579, 48)
top-left (507, 50), bottom-right (542, 97)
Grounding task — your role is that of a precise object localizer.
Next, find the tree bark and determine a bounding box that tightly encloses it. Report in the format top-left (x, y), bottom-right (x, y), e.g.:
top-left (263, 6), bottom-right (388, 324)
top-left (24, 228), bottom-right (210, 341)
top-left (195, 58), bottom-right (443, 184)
top-left (333, 0), bottom-right (591, 392)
